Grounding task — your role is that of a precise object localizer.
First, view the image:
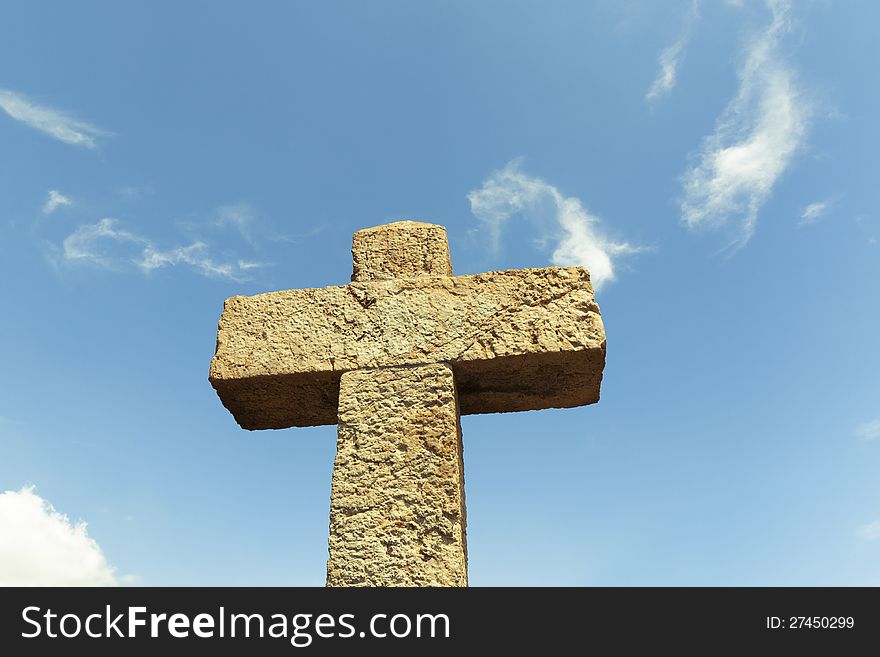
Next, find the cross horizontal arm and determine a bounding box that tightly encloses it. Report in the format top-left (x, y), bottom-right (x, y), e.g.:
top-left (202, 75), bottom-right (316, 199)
top-left (209, 266), bottom-right (605, 429)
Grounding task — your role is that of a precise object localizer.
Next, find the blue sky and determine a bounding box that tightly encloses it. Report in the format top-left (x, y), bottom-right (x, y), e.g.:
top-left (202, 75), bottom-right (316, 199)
top-left (1, 0), bottom-right (878, 586)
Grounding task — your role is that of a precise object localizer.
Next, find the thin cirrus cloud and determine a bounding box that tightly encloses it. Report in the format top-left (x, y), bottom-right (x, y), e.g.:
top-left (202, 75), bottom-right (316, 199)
top-left (0, 88), bottom-right (109, 149)
top-left (140, 241), bottom-right (263, 280)
top-left (212, 202), bottom-right (309, 249)
top-left (43, 189), bottom-right (72, 215)
top-left (61, 217), bottom-right (264, 281)
top-left (856, 521), bottom-right (880, 542)
top-left (215, 202), bottom-right (258, 246)
top-left (646, 0), bottom-right (700, 103)
top-left (799, 200), bottom-right (831, 225)
top-left (680, 0), bottom-right (810, 250)
top-left (0, 486), bottom-right (121, 586)
top-left (855, 419), bottom-right (880, 442)
top-left (467, 159), bottom-right (642, 290)
top-left (62, 218), bottom-right (146, 269)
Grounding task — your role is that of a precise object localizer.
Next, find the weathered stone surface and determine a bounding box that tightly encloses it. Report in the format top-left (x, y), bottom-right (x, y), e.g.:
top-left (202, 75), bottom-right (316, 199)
top-left (327, 364), bottom-right (467, 587)
top-left (351, 220), bottom-right (453, 282)
top-left (209, 266), bottom-right (605, 429)
top-left (209, 220), bottom-right (608, 588)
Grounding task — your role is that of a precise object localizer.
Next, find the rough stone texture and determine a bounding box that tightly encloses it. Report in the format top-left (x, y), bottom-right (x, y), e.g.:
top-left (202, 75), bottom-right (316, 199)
top-left (326, 364), bottom-right (467, 587)
top-left (210, 266), bottom-right (605, 429)
top-left (209, 220), bottom-right (607, 588)
top-left (351, 221), bottom-right (453, 282)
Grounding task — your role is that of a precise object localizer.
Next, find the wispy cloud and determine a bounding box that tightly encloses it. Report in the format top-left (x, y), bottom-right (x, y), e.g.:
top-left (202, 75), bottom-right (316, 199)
top-left (42, 190), bottom-right (72, 215)
top-left (62, 218), bottom-right (145, 268)
top-left (0, 88), bottom-right (109, 149)
top-left (799, 200), bottom-right (831, 225)
top-left (680, 0), bottom-right (809, 250)
top-left (468, 159), bottom-right (642, 290)
top-left (0, 486), bottom-right (123, 585)
top-left (646, 0), bottom-right (700, 103)
top-left (116, 185), bottom-right (150, 201)
top-left (857, 520), bottom-right (880, 542)
top-left (855, 214), bottom-right (878, 246)
top-left (139, 242), bottom-right (262, 280)
top-left (216, 202), bottom-right (257, 245)
top-left (856, 419), bottom-right (880, 442)
top-left (61, 217), bottom-right (261, 281)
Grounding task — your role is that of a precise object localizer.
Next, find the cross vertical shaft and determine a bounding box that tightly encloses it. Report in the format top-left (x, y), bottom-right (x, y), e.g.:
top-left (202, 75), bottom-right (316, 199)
top-left (328, 364), bottom-right (467, 586)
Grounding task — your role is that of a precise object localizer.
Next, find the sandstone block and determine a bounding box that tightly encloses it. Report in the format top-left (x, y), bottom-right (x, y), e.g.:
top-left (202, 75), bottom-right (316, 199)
top-left (351, 221), bottom-right (453, 282)
top-left (326, 364), bottom-right (467, 587)
top-left (209, 266), bottom-right (606, 429)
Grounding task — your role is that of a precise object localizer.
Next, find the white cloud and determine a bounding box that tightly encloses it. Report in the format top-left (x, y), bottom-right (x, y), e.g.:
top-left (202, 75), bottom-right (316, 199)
top-left (116, 185), bottom-right (148, 200)
top-left (216, 202), bottom-right (257, 245)
top-left (62, 218), bottom-right (146, 268)
top-left (61, 218), bottom-right (259, 280)
top-left (857, 521), bottom-right (880, 542)
top-left (43, 190), bottom-right (72, 215)
top-left (0, 486), bottom-right (119, 586)
top-left (646, 41), bottom-right (687, 103)
top-left (138, 241), bottom-right (253, 279)
top-left (856, 419), bottom-right (880, 442)
top-left (799, 200), bottom-right (831, 225)
top-left (680, 0), bottom-right (809, 249)
top-left (0, 88), bottom-right (108, 149)
top-left (468, 159), bottom-right (641, 289)
top-left (646, 0), bottom-right (700, 103)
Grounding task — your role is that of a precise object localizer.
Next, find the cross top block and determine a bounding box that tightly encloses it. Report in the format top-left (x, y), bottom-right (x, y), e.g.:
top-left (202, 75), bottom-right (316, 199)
top-left (209, 221), bottom-right (606, 430)
top-left (352, 221), bottom-right (453, 281)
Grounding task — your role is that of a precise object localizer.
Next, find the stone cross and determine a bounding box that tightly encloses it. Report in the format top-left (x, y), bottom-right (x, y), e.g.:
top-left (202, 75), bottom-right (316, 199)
top-left (209, 221), bottom-right (606, 586)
